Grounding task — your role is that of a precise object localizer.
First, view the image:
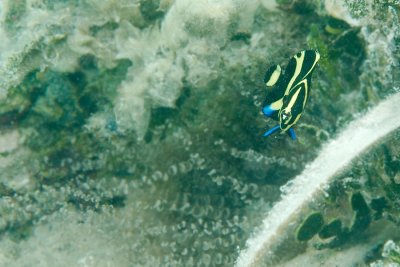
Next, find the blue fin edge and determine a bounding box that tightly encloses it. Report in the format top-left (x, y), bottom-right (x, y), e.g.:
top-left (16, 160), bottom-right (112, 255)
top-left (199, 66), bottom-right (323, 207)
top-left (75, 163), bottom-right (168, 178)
top-left (262, 105), bottom-right (278, 117)
top-left (288, 128), bottom-right (296, 140)
top-left (263, 125), bottom-right (280, 137)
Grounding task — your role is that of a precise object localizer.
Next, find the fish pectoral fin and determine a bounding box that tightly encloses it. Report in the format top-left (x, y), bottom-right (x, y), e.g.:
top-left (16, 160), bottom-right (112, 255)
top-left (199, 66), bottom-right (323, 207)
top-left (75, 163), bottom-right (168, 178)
top-left (264, 64), bottom-right (282, 87)
top-left (263, 125), bottom-right (281, 137)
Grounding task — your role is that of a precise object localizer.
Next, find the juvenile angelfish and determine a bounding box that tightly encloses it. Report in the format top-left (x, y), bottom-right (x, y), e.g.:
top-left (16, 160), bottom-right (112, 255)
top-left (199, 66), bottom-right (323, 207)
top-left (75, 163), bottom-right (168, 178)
top-left (262, 50), bottom-right (320, 140)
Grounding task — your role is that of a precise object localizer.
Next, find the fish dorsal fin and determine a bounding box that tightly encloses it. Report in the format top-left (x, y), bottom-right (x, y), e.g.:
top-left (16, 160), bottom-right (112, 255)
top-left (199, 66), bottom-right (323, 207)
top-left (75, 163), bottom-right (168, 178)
top-left (264, 64), bottom-right (282, 87)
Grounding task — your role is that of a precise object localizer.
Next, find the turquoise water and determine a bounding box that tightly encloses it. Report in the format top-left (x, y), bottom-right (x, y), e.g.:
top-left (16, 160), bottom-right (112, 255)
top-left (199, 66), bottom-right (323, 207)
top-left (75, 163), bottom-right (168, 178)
top-left (0, 1), bottom-right (399, 266)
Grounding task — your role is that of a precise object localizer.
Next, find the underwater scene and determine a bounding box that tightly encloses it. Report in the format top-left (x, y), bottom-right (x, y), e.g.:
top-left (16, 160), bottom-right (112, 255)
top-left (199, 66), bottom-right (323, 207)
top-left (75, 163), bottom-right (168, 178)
top-left (0, 0), bottom-right (399, 266)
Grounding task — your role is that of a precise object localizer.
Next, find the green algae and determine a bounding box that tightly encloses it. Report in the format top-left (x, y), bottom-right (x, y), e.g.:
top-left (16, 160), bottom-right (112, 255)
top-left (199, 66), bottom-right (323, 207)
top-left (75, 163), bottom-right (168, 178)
top-left (318, 218), bottom-right (342, 239)
top-left (350, 192), bottom-right (371, 234)
top-left (296, 212), bottom-right (324, 241)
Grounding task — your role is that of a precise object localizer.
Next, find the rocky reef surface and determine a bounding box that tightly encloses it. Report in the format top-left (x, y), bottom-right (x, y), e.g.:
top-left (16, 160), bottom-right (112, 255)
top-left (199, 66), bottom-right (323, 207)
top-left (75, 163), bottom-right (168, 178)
top-left (0, 0), bottom-right (399, 266)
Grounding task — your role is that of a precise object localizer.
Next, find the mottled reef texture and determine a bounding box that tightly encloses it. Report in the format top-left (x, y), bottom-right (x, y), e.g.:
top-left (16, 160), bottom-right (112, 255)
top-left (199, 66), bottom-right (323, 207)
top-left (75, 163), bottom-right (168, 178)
top-left (0, 0), bottom-right (399, 266)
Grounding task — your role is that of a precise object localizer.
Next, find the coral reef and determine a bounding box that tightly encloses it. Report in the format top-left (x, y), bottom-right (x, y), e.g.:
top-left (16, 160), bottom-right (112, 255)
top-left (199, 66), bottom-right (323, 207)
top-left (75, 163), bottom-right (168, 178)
top-left (0, 0), bottom-right (399, 266)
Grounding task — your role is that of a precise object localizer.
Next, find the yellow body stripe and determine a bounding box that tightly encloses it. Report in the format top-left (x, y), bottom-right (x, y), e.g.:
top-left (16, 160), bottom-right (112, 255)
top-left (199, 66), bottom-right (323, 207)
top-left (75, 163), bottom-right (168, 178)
top-left (291, 114), bottom-right (302, 126)
top-left (270, 98), bottom-right (283, 110)
top-left (302, 79), bottom-right (308, 108)
top-left (298, 53), bottom-right (319, 88)
top-left (285, 52), bottom-right (305, 96)
top-left (281, 113), bottom-right (302, 131)
top-left (285, 52), bottom-right (319, 96)
top-left (287, 87), bottom-right (301, 111)
top-left (266, 65), bottom-right (281, 87)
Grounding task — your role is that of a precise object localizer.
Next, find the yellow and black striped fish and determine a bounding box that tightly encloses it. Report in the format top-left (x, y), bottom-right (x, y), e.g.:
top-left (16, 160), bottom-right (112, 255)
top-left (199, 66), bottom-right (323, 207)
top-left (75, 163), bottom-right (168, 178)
top-left (262, 50), bottom-right (320, 140)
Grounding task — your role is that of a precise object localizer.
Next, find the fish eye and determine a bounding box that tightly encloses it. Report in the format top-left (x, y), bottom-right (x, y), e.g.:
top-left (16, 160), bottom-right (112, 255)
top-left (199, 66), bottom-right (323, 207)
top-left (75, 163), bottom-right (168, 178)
top-left (296, 52), bottom-right (302, 58)
top-left (282, 110), bottom-right (291, 121)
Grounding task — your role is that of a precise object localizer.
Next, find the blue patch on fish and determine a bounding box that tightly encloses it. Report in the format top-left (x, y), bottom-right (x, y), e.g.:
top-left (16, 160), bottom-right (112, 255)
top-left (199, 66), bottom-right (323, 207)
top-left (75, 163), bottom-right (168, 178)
top-left (262, 50), bottom-right (320, 140)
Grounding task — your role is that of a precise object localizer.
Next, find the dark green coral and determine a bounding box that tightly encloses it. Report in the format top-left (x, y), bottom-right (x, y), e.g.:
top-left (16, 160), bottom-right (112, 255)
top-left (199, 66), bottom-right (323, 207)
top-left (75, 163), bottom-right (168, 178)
top-left (296, 212), bottom-right (324, 241)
